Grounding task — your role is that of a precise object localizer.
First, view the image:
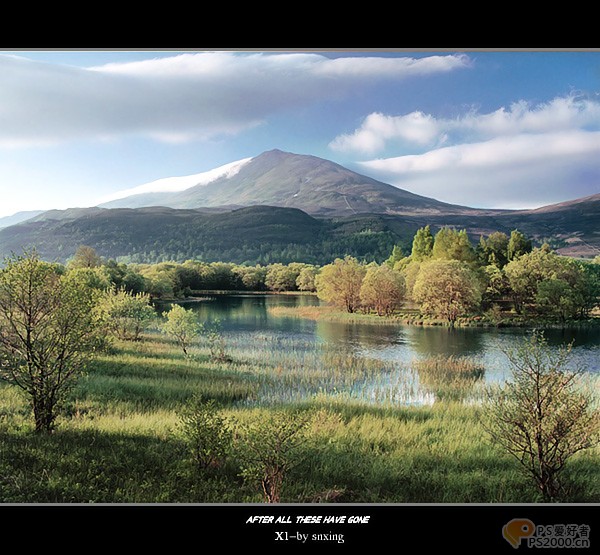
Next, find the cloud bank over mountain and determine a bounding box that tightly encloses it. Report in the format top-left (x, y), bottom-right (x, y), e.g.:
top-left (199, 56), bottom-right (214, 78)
top-left (331, 95), bottom-right (600, 207)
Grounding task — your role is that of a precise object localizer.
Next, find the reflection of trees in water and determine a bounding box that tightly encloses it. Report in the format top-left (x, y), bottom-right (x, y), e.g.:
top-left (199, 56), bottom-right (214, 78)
top-left (408, 327), bottom-right (485, 358)
top-left (192, 294), bottom-right (321, 331)
top-left (315, 320), bottom-right (400, 348)
top-left (413, 355), bottom-right (485, 403)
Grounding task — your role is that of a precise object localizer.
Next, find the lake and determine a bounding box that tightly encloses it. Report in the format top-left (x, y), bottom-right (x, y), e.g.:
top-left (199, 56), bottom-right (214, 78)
top-left (164, 294), bottom-right (600, 406)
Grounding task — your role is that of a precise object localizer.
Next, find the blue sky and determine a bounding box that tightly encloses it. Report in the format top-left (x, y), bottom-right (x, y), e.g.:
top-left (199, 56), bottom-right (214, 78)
top-left (1, 49), bottom-right (600, 217)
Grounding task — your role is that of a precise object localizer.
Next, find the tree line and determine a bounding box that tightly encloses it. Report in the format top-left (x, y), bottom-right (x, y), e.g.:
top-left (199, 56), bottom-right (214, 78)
top-left (63, 246), bottom-right (320, 299)
top-left (61, 229), bottom-right (600, 325)
top-left (315, 227), bottom-right (600, 325)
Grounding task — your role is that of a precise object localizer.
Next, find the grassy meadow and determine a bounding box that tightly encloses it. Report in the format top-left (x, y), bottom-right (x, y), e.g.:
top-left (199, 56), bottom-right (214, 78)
top-left (0, 328), bottom-right (598, 504)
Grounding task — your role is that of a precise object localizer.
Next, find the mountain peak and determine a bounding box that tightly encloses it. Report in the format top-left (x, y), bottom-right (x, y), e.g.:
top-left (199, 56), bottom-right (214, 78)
top-left (98, 149), bottom-right (473, 217)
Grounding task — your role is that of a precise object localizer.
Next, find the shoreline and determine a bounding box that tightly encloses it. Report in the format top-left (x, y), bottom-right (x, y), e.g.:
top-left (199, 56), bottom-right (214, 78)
top-left (267, 304), bottom-right (600, 330)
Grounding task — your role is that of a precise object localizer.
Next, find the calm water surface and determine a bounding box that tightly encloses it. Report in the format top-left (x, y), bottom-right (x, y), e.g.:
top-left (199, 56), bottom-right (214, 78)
top-left (168, 294), bottom-right (600, 405)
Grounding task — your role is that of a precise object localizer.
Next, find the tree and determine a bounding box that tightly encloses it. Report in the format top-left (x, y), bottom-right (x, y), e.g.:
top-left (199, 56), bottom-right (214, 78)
top-left (413, 260), bottom-right (482, 326)
top-left (360, 263), bottom-right (406, 316)
top-left (265, 263), bottom-right (300, 292)
top-left (202, 319), bottom-right (231, 363)
top-left (0, 252), bottom-right (103, 432)
top-left (411, 225), bottom-right (434, 261)
top-left (535, 279), bottom-right (577, 322)
top-left (296, 265), bottom-right (319, 292)
top-left (481, 264), bottom-right (510, 309)
top-left (396, 259), bottom-right (422, 301)
top-left (68, 245), bottom-right (102, 269)
top-left (66, 266), bottom-right (111, 292)
top-left (161, 304), bottom-right (200, 356)
top-left (575, 262), bottom-right (600, 318)
top-left (505, 246), bottom-right (589, 317)
top-left (507, 229), bottom-right (532, 261)
top-left (483, 332), bottom-right (600, 501)
top-left (137, 264), bottom-right (175, 298)
top-left (99, 287), bottom-right (155, 341)
top-left (315, 256), bottom-right (366, 313)
top-left (432, 227), bottom-right (476, 264)
top-left (478, 232), bottom-right (509, 268)
top-left (385, 244), bottom-right (405, 268)
top-left (232, 264), bottom-right (268, 291)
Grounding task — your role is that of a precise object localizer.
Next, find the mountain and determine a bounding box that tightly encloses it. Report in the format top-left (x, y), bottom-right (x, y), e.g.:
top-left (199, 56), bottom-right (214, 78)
top-left (0, 210), bottom-right (44, 229)
top-left (99, 157), bottom-right (252, 209)
top-left (99, 149), bottom-right (489, 217)
top-left (0, 150), bottom-right (598, 264)
top-left (501, 193), bottom-right (600, 257)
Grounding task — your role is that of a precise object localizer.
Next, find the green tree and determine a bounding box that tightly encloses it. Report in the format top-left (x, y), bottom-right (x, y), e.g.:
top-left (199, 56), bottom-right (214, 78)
top-left (68, 245), bottom-right (103, 269)
top-left (411, 225), bottom-right (434, 261)
top-left (99, 287), bottom-right (155, 341)
top-left (137, 264), bottom-right (174, 298)
top-left (0, 251), bottom-right (103, 432)
top-left (161, 304), bottom-right (200, 356)
top-left (483, 332), bottom-right (600, 501)
top-left (432, 227), bottom-right (476, 264)
top-left (536, 279), bottom-right (577, 322)
top-left (296, 265), bottom-right (319, 292)
top-left (505, 246), bottom-right (588, 317)
top-left (315, 256), bottom-right (366, 313)
top-left (507, 229), bottom-right (532, 261)
top-left (202, 319), bottom-right (231, 363)
top-left (385, 244), bottom-right (405, 268)
top-left (481, 264), bottom-right (510, 309)
top-left (236, 409), bottom-right (313, 503)
top-left (478, 232), bottom-right (510, 268)
top-left (396, 259), bottom-right (421, 301)
top-left (265, 263), bottom-right (300, 292)
top-left (360, 263), bottom-right (406, 316)
top-left (232, 264), bottom-right (268, 291)
top-left (575, 262), bottom-right (600, 318)
top-left (413, 260), bottom-right (482, 326)
top-left (67, 266), bottom-right (112, 292)
top-left (178, 395), bottom-right (232, 470)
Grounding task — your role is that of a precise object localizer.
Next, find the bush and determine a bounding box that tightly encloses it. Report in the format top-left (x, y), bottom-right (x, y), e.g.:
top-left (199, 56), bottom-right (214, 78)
top-left (482, 331), bottom-right (600, 501)
top-left (161, 304), bottom-right (200, 356)
top-left (98, 287), bottom-right (155, 341)
top-left (235, 409), bottom-right (313, 503)
top-left (178, 396), bottom-right (232, 471)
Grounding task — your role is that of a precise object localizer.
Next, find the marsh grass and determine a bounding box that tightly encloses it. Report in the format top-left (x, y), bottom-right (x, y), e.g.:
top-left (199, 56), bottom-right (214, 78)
top-left (0, 331), bottom-right (597, 503)
top-left (413, 355), bottom-right (486, 402)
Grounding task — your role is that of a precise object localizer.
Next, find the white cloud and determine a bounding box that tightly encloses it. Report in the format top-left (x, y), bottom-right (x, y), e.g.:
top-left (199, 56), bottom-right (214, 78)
top-left (330, 95), bottom-right (600, 154)
top-left (98, 156), bottom-right (253, 203)
top-left (311, 54), bottom-right (471, 77)
top-left (0, 52), bottom-right (470, 148)
top-left (358, 130), bottom-right (600, 208)
top-left (330, 111), bottom-right (442, 154)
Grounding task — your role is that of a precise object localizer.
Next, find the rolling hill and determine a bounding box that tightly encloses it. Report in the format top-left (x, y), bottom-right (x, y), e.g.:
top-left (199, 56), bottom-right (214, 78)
top-left (0, 210), bottom-right (44, 229)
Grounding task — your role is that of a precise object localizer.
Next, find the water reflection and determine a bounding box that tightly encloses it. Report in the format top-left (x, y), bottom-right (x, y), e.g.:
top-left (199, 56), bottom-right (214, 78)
top-left (315, 320), bottom-right (401, 349)
top-left (406, 326), bottom-right (485, 357)
top-left (162, 294), bottom-right (599, 405)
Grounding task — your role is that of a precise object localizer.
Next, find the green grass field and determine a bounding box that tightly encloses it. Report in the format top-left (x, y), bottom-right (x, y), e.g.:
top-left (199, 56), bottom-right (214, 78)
top-left (0, 332), bottom-right (598, 503)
